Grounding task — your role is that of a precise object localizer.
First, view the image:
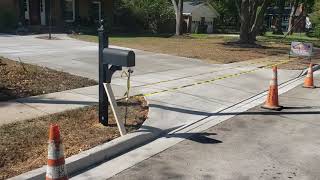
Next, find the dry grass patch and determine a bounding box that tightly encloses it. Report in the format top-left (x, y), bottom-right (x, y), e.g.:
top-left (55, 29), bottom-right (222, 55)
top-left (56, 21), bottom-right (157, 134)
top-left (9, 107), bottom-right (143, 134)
top-left (70, 34), bottom-right (289, 64)
top-left (0, 96), bottom-right (148, 179)
top-left (0, 57), bottom-right (97, 101)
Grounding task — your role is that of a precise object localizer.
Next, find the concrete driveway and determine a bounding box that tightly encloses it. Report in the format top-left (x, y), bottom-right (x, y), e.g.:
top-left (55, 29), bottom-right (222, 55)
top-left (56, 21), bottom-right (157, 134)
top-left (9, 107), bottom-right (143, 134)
top-left (0, 34), bottom-right (206, 80)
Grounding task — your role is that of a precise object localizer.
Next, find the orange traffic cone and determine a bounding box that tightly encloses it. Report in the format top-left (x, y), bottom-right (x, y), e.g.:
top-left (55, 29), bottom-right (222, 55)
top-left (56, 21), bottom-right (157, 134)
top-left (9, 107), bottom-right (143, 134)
top-left (46, 124), bottom-right (68, 180)
top-left (303, 63), bottom-right (316, 89)
top-left (262, 66), bottom-right (283, 111)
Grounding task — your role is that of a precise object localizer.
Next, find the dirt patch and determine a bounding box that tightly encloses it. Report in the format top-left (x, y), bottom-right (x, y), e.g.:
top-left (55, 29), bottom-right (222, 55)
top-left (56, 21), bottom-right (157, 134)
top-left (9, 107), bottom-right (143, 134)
top-left (0, 96), bottom-right (148, 179)
top-left (0, 57), bottom-right (97, 101)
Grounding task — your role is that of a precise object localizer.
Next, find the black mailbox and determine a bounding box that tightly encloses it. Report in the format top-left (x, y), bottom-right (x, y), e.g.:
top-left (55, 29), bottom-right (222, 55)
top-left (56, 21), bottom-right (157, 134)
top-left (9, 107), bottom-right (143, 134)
top-left (103, 48), bottom-right (135, 67)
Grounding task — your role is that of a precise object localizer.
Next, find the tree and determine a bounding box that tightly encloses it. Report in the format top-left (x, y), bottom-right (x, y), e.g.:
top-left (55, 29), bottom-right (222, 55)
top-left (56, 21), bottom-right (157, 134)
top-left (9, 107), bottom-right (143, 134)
top-left (171, 0), bottom-right (184, 35)
top-left (310, 0), bottom-right (320, 37)
top-left (235, 0), bottom-right (271, 44)
top-left (274, 0), bottom-right (286, 34)
top-left (310, 0), bottom-right (320, 24)
top-left (207, 0), bottom-right (239, 29)
top-left (287, 0), bottom-right (315, 35)
top-left (287, 0), bottom-right (300, 34)
top-left (115, 0), bottom-right (174, 33)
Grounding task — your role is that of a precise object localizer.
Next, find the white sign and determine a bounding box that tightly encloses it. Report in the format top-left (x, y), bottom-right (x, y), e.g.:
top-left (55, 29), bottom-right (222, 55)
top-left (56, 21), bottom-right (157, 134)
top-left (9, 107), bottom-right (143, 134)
top-left (290, 42), bottom-right (313, 57)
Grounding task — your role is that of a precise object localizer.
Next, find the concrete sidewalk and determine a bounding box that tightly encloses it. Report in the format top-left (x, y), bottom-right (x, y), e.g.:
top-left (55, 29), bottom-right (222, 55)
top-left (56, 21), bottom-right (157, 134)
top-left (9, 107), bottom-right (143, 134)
top-left (0, 63), bottom-right (301, 126)
top-left (76, 76), bottom-right (320, 180)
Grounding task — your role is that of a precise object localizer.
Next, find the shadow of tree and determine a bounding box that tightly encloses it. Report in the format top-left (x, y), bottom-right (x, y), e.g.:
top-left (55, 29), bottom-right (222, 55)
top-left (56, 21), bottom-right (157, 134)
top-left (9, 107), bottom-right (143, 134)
top-left (149, 103), bottom-right (320, 117)
top-left (220, 40), bottom-right (289, 57)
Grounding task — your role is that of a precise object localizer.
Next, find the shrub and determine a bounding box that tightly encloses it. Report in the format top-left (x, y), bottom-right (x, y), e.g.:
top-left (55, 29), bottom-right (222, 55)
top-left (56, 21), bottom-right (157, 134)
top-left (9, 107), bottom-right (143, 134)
top-left (314, 24), bottom-right (320, 38)
top-left (114, 0), bottom-right (175, 33)
top-left (310, 0), bottom-right (320, 37)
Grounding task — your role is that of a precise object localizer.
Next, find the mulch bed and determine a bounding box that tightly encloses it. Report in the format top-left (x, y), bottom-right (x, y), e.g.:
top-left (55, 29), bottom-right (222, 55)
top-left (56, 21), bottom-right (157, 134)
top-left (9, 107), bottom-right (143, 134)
top-left (0, 96), bottom-right (148, 179)
top-left (0, 57), bottom-right (97, 101)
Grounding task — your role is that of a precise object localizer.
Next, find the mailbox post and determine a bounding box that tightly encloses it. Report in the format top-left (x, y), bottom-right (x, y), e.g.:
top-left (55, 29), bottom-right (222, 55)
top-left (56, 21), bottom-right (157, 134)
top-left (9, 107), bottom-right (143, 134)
top-left (97, 20), bottom-right (136, 135)
top-left (98, 20), bottom-right (109, 125)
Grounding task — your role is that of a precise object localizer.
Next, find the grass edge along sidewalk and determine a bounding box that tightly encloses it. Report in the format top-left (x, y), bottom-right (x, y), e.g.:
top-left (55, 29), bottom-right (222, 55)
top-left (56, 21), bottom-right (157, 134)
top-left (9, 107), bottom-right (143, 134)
top-left (1, 96), bottom-right (148, 180)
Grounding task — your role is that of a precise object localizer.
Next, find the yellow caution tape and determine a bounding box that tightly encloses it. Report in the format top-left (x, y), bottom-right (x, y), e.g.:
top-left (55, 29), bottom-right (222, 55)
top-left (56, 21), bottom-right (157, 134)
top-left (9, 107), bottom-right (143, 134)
top-left (136, 56), bottom-right (287, 88)
top-left (142, 59), bottom-right (293, 97)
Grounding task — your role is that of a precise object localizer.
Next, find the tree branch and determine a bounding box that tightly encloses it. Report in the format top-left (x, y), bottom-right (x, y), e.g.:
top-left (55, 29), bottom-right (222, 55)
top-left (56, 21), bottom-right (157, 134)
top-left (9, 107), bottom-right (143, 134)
top-left (171, 0), bottom-right (178, 12)
top-left (250, 0), bottom-right (270, 35)
top-left (235, 0), bottom-right (241, 18)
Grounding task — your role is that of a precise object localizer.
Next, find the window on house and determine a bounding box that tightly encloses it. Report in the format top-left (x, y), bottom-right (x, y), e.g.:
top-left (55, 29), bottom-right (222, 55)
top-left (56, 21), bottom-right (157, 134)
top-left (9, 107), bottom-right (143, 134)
top-left (64, 0), bottom-right (75, 22)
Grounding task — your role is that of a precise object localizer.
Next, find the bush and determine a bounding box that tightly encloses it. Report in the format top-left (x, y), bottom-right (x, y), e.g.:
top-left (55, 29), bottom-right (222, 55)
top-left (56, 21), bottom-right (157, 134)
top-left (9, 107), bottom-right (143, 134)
top-left (114, 0), bottom-right (175, 33)
top-left (310, 0), bottom-right (320, 37)
top-left (0, 10), bottom-right (17, 32)
top-left (314, 24), bottom-right (320, 38)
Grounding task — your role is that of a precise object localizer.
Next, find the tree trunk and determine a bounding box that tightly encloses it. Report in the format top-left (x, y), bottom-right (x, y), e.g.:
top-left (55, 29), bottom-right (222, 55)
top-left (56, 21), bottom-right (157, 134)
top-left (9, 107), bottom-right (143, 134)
top-left (238, 0), bottom-right (270, 44)
top-left (288, 0), bottom-right (299, 35)
top-left (274, 0), bottom-right (285, 34)
top-left (239, 0), bottom-right (251, 43)
top-left (250, 0), bottom-right (269, 39)
top-left (171, 0), bottom-right (183, 36)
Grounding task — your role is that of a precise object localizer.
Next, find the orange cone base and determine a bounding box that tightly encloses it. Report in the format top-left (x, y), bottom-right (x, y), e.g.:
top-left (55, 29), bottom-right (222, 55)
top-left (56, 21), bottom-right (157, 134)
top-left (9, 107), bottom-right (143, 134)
top-left (303, 85), bottom-right (316, 89)
top-left (261, 104), bottom-right (283, 111)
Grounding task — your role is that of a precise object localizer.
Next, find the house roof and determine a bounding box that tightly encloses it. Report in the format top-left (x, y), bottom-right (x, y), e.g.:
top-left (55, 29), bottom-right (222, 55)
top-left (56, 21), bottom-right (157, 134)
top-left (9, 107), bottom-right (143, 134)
top-left (183, 1), bottom-right (219, 17)
top-left (183, 1), bottom-right (203, 14)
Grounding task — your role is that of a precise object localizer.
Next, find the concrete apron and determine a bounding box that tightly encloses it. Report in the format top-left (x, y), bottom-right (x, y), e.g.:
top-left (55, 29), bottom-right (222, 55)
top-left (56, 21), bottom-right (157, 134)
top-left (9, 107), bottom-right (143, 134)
top-left (10, 67), bottom-right (317, 180)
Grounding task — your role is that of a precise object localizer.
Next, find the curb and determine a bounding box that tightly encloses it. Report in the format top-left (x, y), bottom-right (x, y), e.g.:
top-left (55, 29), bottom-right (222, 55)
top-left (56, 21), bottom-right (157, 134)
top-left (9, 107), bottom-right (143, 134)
top-left (10, 96), bottom-right (161, 180)
top-left (10, 130), bottom-right (161, 180)
top-left (301, 64), bottom-right (320, 76)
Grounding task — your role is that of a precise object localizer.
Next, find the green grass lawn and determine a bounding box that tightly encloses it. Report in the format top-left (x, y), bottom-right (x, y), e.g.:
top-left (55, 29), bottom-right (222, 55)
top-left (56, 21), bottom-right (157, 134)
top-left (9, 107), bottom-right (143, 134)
top-left (258, 32), bottom-right (320, 47)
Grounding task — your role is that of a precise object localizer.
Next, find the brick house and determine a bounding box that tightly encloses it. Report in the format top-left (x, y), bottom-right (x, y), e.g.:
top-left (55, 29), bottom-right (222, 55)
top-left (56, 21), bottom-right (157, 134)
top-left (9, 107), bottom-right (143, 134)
top-left (0, 0), bottom-right (113, 30)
